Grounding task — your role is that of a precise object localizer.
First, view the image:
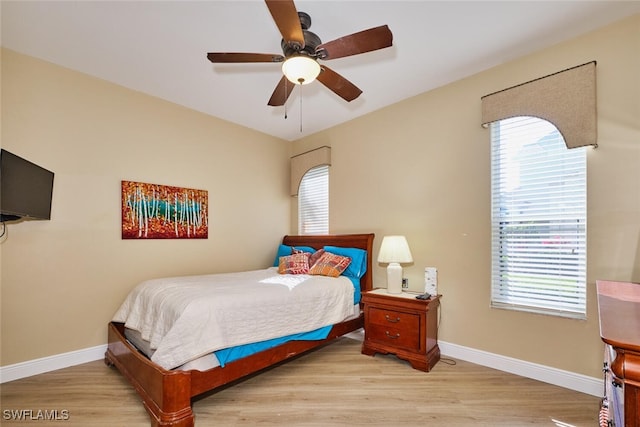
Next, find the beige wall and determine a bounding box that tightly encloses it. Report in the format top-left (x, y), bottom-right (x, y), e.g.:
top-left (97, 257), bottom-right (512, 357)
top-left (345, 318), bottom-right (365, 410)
top-left (0, 49), bottom-right (291, 366)
top-left (293, 15), bottom-right (640, 378)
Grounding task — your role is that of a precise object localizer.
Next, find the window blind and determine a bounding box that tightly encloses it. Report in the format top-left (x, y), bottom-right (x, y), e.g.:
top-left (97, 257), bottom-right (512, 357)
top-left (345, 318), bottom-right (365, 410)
top-left (491, 116), bottom-right (587, 319)
top-left (298, 165), bottom-right (329, 235)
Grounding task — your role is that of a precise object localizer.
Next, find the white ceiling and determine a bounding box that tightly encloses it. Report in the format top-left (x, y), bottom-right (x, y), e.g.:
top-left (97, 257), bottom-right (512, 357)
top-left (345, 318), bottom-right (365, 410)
top-left (2, 1), bottom-right (639, 141)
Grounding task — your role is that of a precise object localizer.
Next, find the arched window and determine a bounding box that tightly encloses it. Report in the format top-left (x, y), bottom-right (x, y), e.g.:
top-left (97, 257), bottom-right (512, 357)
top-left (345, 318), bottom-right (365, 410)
top-left (298, 165), bottom-right (328, 235)
top-left (490, 116), bottom-right (587, 319)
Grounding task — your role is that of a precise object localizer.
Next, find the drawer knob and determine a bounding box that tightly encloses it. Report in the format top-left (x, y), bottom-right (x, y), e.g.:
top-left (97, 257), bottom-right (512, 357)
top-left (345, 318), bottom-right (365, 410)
top-left (385, 314), bottom-right (400, 323)
top-left (385, 331), bottom-right (400, 339)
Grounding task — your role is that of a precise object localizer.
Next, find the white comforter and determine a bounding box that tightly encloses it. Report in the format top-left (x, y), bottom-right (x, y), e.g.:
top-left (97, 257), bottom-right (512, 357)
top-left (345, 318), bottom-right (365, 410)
top-left (112, 267), bottom-right (355, 370)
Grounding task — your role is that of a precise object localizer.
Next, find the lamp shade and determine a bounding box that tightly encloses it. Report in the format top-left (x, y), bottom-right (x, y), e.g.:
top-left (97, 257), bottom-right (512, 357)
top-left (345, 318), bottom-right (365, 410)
top-left (282, 56), bottom-right (321, 85)
top-left (378, 235), bottom-right (413, 264)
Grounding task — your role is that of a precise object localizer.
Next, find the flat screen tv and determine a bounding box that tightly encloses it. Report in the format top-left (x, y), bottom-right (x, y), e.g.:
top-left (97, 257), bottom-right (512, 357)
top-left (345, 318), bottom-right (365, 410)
top-left (0, 149), bottom-right (54, 222)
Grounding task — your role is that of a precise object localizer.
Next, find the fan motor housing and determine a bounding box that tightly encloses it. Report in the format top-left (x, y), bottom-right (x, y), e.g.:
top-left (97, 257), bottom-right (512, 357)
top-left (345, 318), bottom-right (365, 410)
top-left (282, 30), bottom-right (321, 58)
top-left (281, 12), bottom-right (322, 58)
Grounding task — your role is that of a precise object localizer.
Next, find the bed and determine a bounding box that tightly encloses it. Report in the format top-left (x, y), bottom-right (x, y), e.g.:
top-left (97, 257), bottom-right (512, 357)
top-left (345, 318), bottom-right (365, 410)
top-left (105, 233), bottom-right (374, 427)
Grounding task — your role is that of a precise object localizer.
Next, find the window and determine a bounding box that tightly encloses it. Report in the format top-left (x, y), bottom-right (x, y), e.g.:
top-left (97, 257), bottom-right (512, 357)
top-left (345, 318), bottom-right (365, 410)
top-left (298, 165), bottom-right (328, 235)
top-left (491, 116), bottom-right (587, 319)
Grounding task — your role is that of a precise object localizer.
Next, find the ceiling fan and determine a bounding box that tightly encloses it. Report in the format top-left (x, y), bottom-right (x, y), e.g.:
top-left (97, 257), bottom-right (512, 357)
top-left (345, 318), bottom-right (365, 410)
top-left (207, 0), bottom-right (393, 106)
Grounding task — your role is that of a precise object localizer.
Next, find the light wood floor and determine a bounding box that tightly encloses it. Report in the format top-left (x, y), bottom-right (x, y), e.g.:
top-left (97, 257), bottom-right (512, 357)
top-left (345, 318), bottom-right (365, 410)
top-left (1, 336), bottom-right (600, 426)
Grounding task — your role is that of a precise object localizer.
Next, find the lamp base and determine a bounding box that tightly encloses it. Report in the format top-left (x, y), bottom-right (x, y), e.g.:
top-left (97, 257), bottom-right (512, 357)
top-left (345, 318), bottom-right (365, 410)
top-left (386, 263), bottom-right (403, 294)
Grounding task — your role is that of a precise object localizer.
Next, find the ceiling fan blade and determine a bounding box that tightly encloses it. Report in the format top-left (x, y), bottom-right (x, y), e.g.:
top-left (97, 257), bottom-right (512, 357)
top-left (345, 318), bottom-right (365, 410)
top-left (265, 0), bottom-right (304, 48)
top-left (207, 53), bottom-right (284, 63)
top-left (316, 25), bottom-right (393, 60)
top-left (268, 76), bottom-right (296, 106)
top-left (316, 66), bottom-right (362, 102)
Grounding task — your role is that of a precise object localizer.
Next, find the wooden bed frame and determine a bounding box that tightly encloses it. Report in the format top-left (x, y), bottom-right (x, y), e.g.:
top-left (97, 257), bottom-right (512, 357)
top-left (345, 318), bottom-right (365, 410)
top-left (105, 233), bottom-right (374, 427)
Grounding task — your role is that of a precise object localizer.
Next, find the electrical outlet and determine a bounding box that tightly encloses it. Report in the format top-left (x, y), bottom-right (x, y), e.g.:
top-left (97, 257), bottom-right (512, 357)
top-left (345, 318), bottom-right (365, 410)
top-left (402, 278), bottom-right (409, 289)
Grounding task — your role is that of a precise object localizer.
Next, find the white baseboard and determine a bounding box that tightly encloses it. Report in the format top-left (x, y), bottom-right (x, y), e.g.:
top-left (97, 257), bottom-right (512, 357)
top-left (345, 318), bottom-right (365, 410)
top-left (439, 340), bottom-right (603, 397)
top-left (0, 344), bottom-right (107, 384)
top-left (1, 339), bottom-right (603, 397)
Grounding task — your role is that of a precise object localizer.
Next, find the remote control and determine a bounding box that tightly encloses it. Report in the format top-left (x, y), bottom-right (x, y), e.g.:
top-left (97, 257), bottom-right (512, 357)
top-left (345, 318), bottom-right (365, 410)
top-left (415, 293), bottom-right (431, 300)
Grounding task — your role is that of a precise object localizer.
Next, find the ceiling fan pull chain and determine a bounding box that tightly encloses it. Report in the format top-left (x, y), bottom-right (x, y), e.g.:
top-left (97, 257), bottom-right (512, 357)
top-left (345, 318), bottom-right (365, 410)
top-left (299, 84), bottom-right (303, 132)
top-left (284, 81), bottom-right (288, 119)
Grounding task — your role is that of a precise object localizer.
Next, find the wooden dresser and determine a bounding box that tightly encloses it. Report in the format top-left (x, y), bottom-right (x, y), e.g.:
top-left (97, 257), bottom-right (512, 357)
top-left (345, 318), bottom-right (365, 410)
top-left (597, 280), bottom-right (640, 427)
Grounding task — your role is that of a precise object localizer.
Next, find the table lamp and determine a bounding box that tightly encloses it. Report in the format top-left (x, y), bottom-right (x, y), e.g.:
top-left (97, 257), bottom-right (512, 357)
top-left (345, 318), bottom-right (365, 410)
top-left (378, 235), bottom-right (413, 294)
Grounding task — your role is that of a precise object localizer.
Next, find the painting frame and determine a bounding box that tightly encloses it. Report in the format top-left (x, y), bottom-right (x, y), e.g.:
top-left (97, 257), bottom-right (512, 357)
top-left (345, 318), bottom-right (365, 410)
top-left (121, 180), bottom-right (208, 239)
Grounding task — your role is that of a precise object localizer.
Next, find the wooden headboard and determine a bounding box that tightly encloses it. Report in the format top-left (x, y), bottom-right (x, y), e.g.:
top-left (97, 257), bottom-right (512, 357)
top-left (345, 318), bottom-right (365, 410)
top-left (281, 233), bottom-right (375, 293)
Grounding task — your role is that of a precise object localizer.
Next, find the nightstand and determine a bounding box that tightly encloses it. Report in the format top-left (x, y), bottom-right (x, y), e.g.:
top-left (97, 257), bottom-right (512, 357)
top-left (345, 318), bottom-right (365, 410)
top-left (361, 288), bottom-right (440, 372)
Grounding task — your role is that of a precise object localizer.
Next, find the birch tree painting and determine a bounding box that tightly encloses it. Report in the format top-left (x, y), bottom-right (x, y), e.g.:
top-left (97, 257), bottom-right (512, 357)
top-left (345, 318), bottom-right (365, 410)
top-left (121, 180), bottom-right (208, 239)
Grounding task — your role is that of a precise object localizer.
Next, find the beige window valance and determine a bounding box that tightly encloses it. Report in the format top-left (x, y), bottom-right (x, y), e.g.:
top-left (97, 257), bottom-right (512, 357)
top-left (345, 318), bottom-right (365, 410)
top-left (290, 146), bottom-right (331, 196)
top-left (481, 61), bottom-right (597, 149)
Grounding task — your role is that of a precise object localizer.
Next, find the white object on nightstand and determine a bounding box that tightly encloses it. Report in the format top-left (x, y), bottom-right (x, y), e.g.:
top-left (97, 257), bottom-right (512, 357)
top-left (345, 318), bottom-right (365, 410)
top-left (425, 267), bottom-right (438, 295)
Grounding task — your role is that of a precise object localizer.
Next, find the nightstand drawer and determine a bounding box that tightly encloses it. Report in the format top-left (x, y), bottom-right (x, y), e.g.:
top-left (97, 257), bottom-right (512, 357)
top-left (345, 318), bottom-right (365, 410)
top-left (368, 307), bottom-right (419, 329)
top-left (366, 323), bottom-right (419, 350)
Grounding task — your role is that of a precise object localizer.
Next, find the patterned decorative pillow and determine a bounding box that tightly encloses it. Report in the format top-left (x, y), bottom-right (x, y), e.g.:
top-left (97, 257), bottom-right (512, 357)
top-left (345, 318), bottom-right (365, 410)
top-left (308, 252), bottom-right (352, 278)
top-left (308, 248), bottom-right (325, 267)
top-left (272, 245), bottom-right (315, 267)
top-left (278, 252), bottom-right (311, 275)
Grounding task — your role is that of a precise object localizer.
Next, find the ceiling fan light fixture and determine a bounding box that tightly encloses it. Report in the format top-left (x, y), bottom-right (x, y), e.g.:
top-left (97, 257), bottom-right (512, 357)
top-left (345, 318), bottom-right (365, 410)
top-left (282, 55), bottom-right (320, 85)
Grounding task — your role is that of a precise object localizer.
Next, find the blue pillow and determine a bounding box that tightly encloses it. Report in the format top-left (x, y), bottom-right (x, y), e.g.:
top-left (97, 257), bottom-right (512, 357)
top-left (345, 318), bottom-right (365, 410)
top-left (272, 244), bottom-right (316, 267)
top-left (323, 246), bottom-right (368, 279)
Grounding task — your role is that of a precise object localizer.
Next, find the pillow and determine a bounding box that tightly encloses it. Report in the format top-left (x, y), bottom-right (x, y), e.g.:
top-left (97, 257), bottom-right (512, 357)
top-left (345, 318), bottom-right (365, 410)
top-left (323, 246), bottom-right (368, 279)
top-left (309, 252), bottom-right (352, 278)
top-left (272, 244), bottom-right (316, 267)
top-left (278, 252), bottom-right (311, 275)
top-left (308, 248), bottom-right (325, 267)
